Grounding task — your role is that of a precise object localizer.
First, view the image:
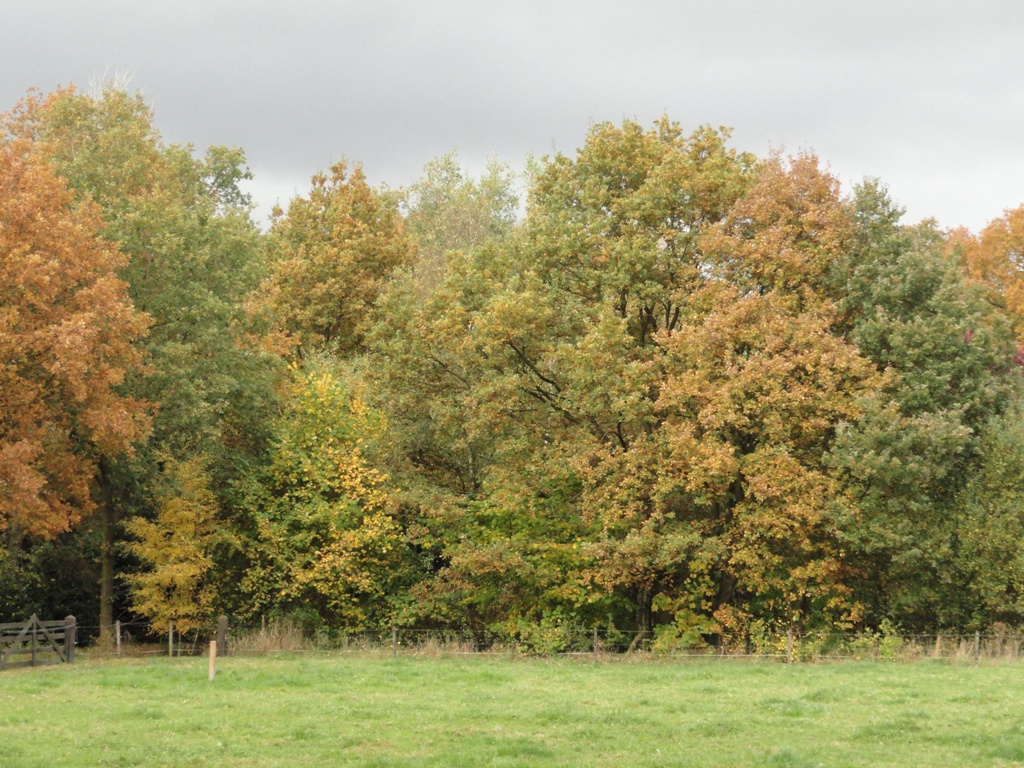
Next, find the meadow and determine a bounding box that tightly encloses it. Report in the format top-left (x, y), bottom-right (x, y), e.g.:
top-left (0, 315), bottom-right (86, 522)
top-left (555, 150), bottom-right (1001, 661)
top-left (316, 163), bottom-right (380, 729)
top-left (2, 653), bottom-right (1023, 767)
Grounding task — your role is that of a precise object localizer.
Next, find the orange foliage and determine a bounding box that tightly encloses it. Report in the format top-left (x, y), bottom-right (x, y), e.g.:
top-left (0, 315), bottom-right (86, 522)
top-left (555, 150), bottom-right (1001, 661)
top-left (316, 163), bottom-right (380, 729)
top-left (0, 140), bottom-right (150, 538)
top-left (654, 286), bottom-right (879, 629)
top-left (955, 205), bottom-right (1024, 339)
top-left (701, 152), bottom-right (854, 296)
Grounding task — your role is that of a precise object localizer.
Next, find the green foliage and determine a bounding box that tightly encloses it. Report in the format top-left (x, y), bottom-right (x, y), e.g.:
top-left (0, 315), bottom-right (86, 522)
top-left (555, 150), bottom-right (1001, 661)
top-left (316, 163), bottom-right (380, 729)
top-left (946, 408), bottom-right (1024, 629)
top-left (3, 83), bottom-right (281, 629)
top-left (402, 152), bottom-right (518, 296)
top-left (7, 88), bottom-right (1024, 640)
top-left (0, 529), bottom-right (101, 626)
top-left (0, 546), bottom-right (39, 621)
top-left (367, 118), bottom-right (880, 638)
top-left (828, 181), bottom-right (1021, 629)
top-left (9, 84), bottom-right (279, 475)
top-left (651, 599), bottom-right (717, 652)
top-left (507, 609), bottom-right (585, 655)
top-left (843, 619), bottom-right (905, 661)
top-left (362, 123), bottom-right (1024, 638)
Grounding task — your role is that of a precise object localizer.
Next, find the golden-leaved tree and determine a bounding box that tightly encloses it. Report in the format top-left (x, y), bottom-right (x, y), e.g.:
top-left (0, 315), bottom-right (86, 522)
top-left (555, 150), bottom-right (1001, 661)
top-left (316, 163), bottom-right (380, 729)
top-left (239, 367), bottom-right (407, 630)
top-left (125, 456), bottom-right (219, 635)
top-left (955, 205), bottom-right (1024, 339)
top-left (257, 162), bottom-right (412, 357)
top-left (649, 286), bottom-right (879, 637)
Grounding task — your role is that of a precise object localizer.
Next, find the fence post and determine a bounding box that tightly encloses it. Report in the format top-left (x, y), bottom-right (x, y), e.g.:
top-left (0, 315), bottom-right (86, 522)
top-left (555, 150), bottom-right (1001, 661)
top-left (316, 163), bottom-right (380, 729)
top-left (115, 620), bottom-right (121, 658)
top-left (209, 641), bottom-right (217, 681)
top-left (933, 633), bottom-right (941, 659)
top-left (392, 627), bottom-right (398, 659)
top-left (974, 631), bottom-right (981, 665)
top-left (593, 627), bottom-right (599, 662)
top-left (64, 615), bottom-right (76, 664)
top-left (168, 621), bottom-right (174, 658)
top-left (217, 615), bottom-right (228, 658)
top-left (31, 616), bottom-right (37, 667)
top-left (786, 627), bottom-right (794, 664)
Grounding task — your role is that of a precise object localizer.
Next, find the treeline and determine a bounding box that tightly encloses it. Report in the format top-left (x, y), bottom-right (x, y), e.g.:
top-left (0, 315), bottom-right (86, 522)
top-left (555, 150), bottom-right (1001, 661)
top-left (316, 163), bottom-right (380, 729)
top-left (3, 85), bottom-right (1024, 648)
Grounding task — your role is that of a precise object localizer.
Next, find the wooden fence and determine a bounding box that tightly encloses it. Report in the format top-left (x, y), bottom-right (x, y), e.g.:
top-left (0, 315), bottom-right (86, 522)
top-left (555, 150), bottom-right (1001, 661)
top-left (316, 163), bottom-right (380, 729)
top-left (0, 615), bottom-right (76, 670)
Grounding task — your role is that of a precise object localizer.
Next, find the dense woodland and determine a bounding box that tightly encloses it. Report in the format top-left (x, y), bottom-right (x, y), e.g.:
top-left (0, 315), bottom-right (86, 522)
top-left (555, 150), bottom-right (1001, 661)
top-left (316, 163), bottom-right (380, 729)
top-left (3, 85), bottom-right (1024, 647)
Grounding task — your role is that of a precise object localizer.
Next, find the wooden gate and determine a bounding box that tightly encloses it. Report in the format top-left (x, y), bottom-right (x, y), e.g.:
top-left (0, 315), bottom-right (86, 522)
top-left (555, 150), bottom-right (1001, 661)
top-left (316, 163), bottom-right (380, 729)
top-left (0, 615), bottom-right (76, 670)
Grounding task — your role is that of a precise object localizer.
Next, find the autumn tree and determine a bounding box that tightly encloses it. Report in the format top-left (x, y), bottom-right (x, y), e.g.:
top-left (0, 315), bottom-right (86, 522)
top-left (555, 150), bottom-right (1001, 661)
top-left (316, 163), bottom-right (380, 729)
top-left (5, 87), bottom-right (276, 461)
top-left (366, 119), bottom-right (768, 637)
top-left (8, 86), bottom-right (1020, 640)
top-left (2, 85), bottom-right (279, 632)
top-left (0, 138), bottom-right (149, 540)
top-left (401, 152), bottom-right (518, 296)
top-left (646, 287), bottom-right (879, 637)
top-left (125, 456), bottom-right (220, 635)
top-left (237, 366), bottom-right (408, 630)
top-left (582, 154), bottom-right (875, 638)
top-left (367, 123), bottom-right (929, 642)
top-left (257, 162), bottom-right (412, 357)
top-left (954, 205), bottom-right (1024, 339)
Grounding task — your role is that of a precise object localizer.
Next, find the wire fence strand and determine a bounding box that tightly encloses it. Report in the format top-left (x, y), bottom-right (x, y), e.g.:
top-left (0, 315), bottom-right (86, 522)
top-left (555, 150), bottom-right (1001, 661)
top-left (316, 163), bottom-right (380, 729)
top-left (57, 621), bottom-right (1024, 664)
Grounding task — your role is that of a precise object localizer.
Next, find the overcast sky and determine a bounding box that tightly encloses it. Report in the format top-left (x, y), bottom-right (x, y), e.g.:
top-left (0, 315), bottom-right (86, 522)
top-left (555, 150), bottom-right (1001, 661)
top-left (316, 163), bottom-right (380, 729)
top-left (3, 1), bottom-right (1022, 231)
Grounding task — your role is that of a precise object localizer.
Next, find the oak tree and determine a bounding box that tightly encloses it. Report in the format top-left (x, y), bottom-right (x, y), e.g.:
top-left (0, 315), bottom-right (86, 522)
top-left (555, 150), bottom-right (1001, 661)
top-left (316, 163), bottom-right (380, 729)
top-left (258, 162), bottom-right (412, 357)
top-left (3, 84), bottom-right (278, 632)
top-left (0, 139), bottom-right (149, 540)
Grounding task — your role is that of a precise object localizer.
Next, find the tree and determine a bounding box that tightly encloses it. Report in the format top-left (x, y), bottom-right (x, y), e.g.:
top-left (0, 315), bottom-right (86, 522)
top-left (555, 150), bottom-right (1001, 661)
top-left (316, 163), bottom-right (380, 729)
top-left (367, 120), bottom-right (880, 639)
top-left (257, 162), bottom-right (412, 357)
top-left (645, 286), bottom-right (879, 636)
top-left (2, 84), bottom-right (279, 633)
top-left (238, 366), bottom-right (408, 630)
top-left (523, 119), bottom-right (756, 346)
top-left (125, 456), bottom-right (219, 635)
top-left (954, 205), bottom-right (1024, 339)
top-left (827, 181), bottom-right (1020, 628)
top-left (945, 408), bottom-right (1024, 629)
top-left (571, 152), bottom-right (876, 638)
top-left (0, 138), bottom-right (150, 539)
top-left (401, 152), bottom-right (518, 296)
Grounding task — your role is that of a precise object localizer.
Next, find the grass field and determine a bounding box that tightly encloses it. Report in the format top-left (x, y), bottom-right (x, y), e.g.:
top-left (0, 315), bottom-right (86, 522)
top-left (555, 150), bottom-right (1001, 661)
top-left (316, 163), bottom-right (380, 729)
top-left (2, 653), bottom-right (1024, 767)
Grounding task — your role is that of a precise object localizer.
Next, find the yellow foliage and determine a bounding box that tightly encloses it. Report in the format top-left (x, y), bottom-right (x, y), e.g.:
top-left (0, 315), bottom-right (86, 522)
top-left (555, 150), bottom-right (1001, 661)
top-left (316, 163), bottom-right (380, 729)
top-left (126, 457), bottom-right (218, 635)
top-left (242, 367), bottom-right (403, 628)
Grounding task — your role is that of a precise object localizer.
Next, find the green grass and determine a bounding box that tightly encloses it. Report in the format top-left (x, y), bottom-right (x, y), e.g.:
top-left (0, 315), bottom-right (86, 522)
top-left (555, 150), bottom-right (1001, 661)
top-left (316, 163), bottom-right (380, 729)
top-left (2, 654), bottom-right (1023, 766)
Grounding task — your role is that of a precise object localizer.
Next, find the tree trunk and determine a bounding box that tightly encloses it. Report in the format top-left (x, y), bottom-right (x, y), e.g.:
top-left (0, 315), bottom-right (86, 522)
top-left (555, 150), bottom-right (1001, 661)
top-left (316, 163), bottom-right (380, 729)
top-left (6, 520), bottom-right (22, 556)
top-left (99, 497), bottom-right (115, 644)
top-left (626, 588), bottom-right (652, 653)
top-left (97, 459), bottom-right (118, 645)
